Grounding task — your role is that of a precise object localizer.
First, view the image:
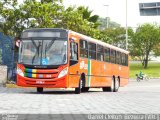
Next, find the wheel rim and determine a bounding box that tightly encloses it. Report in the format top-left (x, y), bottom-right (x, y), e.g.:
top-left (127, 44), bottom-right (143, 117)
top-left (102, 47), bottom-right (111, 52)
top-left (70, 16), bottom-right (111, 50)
top-left (111, 79), bottom-right (114, 90)
top-left (80, 79), bottom-right (83, 89)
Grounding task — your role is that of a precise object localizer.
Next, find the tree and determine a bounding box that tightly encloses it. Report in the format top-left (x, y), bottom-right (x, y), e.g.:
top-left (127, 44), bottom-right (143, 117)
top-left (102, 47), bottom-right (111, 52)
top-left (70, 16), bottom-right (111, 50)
top-left (101, 27), bottom-right (134, 49)
top-left (98, 18), bottom-right (125, 44)
top-left (0, 0), bottom-right (102, 40)
top-left (57, 6), bottom-right (101, 39)
top-left (0, 0), bottom-right (64, 36)
top-left (98, 17), bottom-right (120, 30)
top-left (20, 0), bottom-right (63, 28)
top-left (0, 1), bottom-right (22, 36)
top-left (153, 43), bottom-right (160, 56)
top-left (130, 24), bottom-right (160, 68)
top-left (77, 6), bottom-right (100, 28)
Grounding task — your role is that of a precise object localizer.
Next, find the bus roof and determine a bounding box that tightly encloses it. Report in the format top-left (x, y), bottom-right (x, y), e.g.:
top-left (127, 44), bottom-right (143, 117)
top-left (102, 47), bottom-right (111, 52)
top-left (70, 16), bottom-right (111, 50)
top-left (23, 28), bottom-right (67, 32)
top-left (22, 28), bottom-right (129, 54)
top-left (69, 30), bottom-right (129, 54)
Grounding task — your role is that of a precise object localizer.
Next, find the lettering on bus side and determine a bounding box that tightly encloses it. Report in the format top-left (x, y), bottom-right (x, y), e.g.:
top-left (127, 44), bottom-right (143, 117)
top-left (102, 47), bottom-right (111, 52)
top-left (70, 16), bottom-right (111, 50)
top-left (80, 61), bottom-right (88, 70)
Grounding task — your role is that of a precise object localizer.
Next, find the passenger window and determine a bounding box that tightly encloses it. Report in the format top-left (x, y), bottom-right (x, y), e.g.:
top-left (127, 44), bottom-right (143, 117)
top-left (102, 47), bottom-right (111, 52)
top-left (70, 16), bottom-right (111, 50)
top-left (125, 54), bottom-right (128, 66)
top-left (88, 42), bottom-right (96, 59)
top-left (110, 49), bottom-right (116, 63)
top-left (104, 47), bottom-right (110, 62)
top-left (116, 51), bottom-right (121, 64)
top-left (80, 40), bottom-right (88, 58)
top-left (121, 53), bottom-right (125, 66)
top-left (97, 45), bottom-right (104, 61)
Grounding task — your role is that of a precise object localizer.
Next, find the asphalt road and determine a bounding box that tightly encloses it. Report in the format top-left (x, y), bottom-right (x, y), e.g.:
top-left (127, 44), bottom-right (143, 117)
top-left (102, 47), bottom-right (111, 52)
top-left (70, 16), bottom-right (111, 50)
top-left (0, 79), bottom-right (160, 119)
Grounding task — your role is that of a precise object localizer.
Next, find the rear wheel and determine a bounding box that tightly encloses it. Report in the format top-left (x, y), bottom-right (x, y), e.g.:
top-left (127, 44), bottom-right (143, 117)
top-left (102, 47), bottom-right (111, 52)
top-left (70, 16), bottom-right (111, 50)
top-left (37, 87), bottom-right (43, 93)
top-left (113, 77), bottom-right (120, 92)
top-left (102, 78), bottom-right (114, 92)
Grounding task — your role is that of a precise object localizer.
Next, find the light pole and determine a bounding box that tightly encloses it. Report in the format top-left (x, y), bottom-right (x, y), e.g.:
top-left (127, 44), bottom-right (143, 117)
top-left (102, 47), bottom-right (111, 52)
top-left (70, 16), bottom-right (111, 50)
top-left (126, 0), bottom-right (128, 50)
top-left (104, 5), bottom-right (109, 28)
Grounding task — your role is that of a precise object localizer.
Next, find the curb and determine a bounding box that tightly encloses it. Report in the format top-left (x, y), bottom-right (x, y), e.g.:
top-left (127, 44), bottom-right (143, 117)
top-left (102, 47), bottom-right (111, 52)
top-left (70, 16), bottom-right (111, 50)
top-left (5, 84), bottom-right (21, 88)
top-left (0, 83), bottom-right (7, 87)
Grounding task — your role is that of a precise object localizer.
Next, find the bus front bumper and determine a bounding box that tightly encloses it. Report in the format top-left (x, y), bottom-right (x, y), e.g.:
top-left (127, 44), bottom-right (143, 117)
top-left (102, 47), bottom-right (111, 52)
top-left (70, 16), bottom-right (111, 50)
top-left (16, 75), bottom-right (67, 88)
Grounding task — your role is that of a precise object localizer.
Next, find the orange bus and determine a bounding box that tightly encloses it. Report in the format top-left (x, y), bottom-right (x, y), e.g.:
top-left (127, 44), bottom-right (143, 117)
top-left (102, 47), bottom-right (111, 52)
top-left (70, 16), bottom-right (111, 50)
top-left (17, 28), bottom-right (129, 94)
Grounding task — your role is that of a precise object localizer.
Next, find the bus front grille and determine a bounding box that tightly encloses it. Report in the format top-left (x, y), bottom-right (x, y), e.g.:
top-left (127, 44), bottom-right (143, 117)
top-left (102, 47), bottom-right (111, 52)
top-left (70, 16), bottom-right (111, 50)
top-left (24, 68), bottom-right (59, 79)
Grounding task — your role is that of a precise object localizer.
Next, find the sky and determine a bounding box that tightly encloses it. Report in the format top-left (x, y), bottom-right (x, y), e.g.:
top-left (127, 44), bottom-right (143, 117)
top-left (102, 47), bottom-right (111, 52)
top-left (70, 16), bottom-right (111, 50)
top-left (63, 0), bottom-right (160, 28)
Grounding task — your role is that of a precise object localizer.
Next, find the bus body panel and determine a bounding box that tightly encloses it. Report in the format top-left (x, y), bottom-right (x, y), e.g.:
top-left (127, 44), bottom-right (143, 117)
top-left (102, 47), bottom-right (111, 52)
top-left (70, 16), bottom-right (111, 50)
top-left (76, 58), bottom-right (129, 88)
top-left (67, 33), bottom-right (81, 88)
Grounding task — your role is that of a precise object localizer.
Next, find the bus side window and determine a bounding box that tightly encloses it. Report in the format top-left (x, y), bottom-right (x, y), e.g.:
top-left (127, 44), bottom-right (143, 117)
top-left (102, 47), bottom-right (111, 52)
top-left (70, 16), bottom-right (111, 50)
top-left (110, 49), bottom-right (116, 63)
top-left (116, 51), bottom-right (121, 65)
top-left (119, 52), bottom-right (122, 65)
top-left (104, 47), bottom-right (110, 62)
top-left (97, 45), bottom-right (104, 61)
top-left (121, 53), bottom-right (125, 66)
top-left (80, 39), bottom-right (88, 58)
top-left (70, 42), bottom-right (78, 66)
top-left (125, 54), bottom-right (128, 66)
top-left (88, 42), bottom-right (96, 59)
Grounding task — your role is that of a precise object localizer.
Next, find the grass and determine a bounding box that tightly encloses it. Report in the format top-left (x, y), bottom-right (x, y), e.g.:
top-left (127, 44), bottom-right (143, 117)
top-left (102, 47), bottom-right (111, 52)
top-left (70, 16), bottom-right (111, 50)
top-left (130, 62), bottom-right (160, 78)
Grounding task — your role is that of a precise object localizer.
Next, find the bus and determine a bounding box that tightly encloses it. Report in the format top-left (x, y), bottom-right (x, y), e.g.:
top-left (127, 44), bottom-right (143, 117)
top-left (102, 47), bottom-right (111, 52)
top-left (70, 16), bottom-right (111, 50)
top-left (17, 28), bottom-right (129, 94)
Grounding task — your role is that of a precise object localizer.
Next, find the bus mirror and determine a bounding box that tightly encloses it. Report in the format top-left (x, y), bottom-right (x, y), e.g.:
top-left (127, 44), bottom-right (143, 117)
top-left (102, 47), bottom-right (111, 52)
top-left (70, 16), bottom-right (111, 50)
top-left (69, 38), bottom-right (75, 43)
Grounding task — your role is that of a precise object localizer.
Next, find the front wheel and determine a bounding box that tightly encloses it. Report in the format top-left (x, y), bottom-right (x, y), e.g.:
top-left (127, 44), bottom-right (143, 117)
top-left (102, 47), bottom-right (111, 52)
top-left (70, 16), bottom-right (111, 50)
top-left (75, 78), bottom-right (83, 94)
top-left (37, 87), bottom-right (43, 93)
top-left (81, 87), bottom-right (89, 92)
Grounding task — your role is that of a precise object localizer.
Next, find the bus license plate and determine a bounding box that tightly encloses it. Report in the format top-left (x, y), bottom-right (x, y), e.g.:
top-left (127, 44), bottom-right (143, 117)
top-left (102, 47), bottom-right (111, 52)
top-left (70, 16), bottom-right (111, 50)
top-left (36, 81), bottom-right (45, 84)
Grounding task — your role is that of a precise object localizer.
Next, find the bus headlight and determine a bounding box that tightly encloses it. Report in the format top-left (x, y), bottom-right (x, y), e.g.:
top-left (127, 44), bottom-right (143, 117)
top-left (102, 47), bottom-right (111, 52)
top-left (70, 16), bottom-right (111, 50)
top-left (58, 67), bottom-right (68, 78)
top-left (17, 67), bottom-right (24, 77)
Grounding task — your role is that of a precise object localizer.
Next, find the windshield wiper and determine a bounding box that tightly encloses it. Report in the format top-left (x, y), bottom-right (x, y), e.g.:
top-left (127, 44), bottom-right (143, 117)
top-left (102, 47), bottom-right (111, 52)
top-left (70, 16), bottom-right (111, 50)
top-left (44, 38), bottom-right (57, 58)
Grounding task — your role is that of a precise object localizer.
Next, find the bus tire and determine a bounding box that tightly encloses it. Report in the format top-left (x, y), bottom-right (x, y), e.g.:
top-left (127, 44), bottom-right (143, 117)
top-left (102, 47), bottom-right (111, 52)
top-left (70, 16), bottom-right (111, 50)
top-left (75, 78), bottom-right (82, 94)
top-left (113, 77), bottom-right (120, 92)
top-left (102, 87), bottom-right (112, 92)
top-left (81, 87), bottom-right (89, 92)
top-left (37, 87), bottom-right (43, 93)
top-left (102, 78), bottom-right (114, 92)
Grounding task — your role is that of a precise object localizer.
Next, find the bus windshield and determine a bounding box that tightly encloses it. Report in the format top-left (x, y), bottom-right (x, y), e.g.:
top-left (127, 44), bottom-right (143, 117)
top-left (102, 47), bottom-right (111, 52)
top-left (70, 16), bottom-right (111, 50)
top-left (18, 39), bottom-right (67, 65)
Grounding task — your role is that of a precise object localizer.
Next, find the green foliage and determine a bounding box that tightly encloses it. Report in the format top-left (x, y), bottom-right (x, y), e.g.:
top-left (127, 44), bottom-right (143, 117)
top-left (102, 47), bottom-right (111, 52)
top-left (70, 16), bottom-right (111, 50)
top-left (0, 1), bottom-right (21, 36)
top-left (98, 17), bottom-right (120, 30)
top-left (98, 17), bottom-right (134, 48)
top-left (20, 0), bottom-right (63, 28)
top-left (41, 0), bottom-right (62, 3)
top-left (153, 43), bottom-right (160, 56)
top-left (0, 0), bottom-right (102, 40)
top-left (101, 27), bottom-right (134, 49)
top-left (77, 6), bottom-right (100, 28)
top-left (130, 24), bottom-right (160, 68)
top-left (130, 62), bottom-right (160, 78)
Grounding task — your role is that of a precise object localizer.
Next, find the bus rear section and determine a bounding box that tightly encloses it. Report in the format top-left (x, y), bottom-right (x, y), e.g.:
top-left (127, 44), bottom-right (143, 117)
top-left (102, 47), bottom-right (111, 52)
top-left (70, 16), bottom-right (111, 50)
top-left (69, 37), bottom-right (129, 93)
